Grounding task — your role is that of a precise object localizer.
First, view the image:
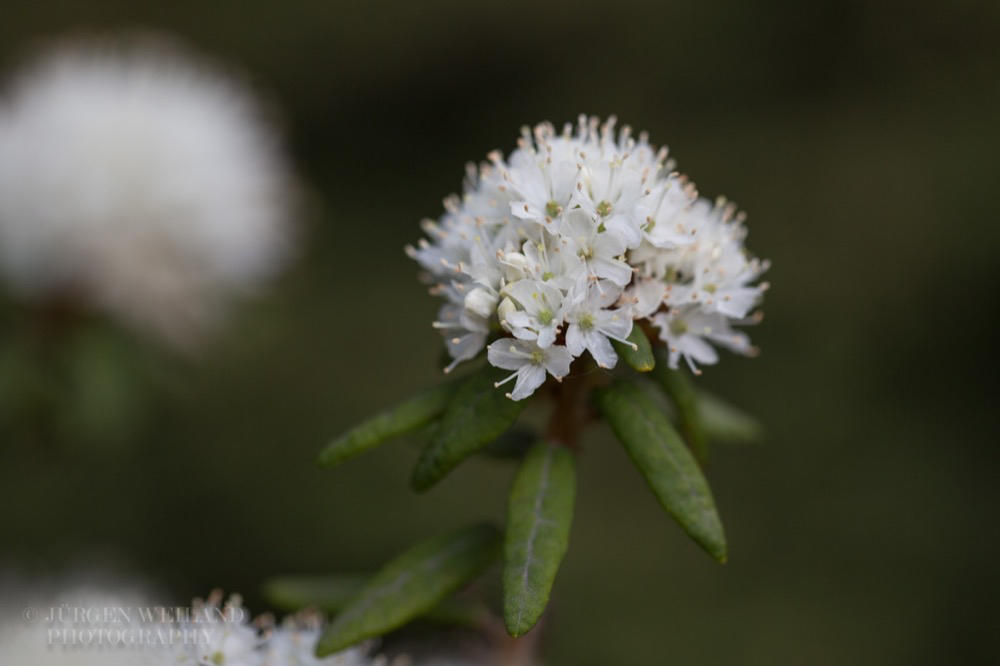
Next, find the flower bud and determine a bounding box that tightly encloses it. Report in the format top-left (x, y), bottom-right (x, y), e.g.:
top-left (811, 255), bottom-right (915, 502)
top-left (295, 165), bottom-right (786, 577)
top-left (465, 287), bottom-right (498, 319)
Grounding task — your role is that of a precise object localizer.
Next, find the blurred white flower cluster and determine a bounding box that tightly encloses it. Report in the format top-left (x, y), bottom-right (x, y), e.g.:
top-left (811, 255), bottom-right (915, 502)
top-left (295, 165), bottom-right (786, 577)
top-left (0, 36), bottom-right (297, 348)
top-left (0, 586), bottom-right (392, 666)
top-left (144, 591), bottom-right (383, 666)
top-left (0, 581), bottom-right (151, 666)
top-left (408, 116), bottom-right (768, 400)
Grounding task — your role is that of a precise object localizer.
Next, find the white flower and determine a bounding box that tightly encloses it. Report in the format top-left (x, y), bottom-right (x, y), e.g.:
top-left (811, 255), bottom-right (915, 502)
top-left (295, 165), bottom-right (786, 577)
top-left (502, 279), bottom-right (567, 348)
top-left (624, 276), bottom-right (669, 319)
top-left (643, 178), bottom-right (699, 249)
top-left (506, 137), bottom-right (578, 227)
top-left (163, 592), bottom-right (264, 666)
top-left (652, 305), bottom-right (756, 374)
top-left (570, 151), bottom-right (653, 248)
top-left (518, 233), bottom-right (580, 290)
top-left (564, 283), bottom-right (634, 369)
top-left (559, 211), bottom-right (633, 289)
top-left (261, 616), bottom-right (379, 666)
top-left (487, 339), bottom-right (573, 401)
top-left (0, 36), bottom-right (298, 349)
top-left (432, 302), bottom-right (489, 374)
top-left (412, 116), bottom-right (768, 398)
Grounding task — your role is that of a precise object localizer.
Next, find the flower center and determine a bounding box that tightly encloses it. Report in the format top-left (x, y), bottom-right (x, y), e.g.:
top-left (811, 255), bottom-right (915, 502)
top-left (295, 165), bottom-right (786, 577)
top-left (530, 350), bottom-right (546, 364)
top-left (578, 313), bottom-right (595, 331)
top-left (541, 271), bottom-right (555, 281)
top-left (664, 267), bottom-right (693, 285)
top-left (545, 200), bottom-right (561, 217)
top-left (704, 283), bottom-right (717, 294)
top-left (670, 318), bottom-right (688, 335)
top-left (596, 200), bottom-right (613, 217)
top-left (538, 309), bottom-right (554, 325)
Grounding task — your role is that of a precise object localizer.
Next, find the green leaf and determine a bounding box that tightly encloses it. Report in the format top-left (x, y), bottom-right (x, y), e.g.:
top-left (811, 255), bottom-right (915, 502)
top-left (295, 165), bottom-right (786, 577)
top-left (318, 381), bottom-right (458, 468)
top-left (481, 426), bottom-right (538, 459)
top-left (411, 366), bottom-right (527, 491)
top-left (611, 326), bottom-right (656, 372)
top-left (595, 381), bottom-right (727, 562)
top-left (413, 596), bottom-right (493, 629)
top-left (651, 353), bottom-right (708, 461)
top-left (698, 390), bottom-right (764, 444)
top-left (262, 574), bottom-right (490, 629)
top-left (263, 574), bottom-right (368, 613)
top-left (503, 442), bottom-right (576, 637)
top-left (316, 523), bottom-right (501, 656)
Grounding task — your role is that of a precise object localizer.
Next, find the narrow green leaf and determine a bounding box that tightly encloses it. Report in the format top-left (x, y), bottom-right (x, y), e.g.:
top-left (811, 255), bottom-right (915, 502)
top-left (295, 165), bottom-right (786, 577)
top-left (316, 523), bottom-right (501, 656)
top-left (262, 574), bottom-right (490, 629)
top-left (698, 390), bottom-right (764, 444)
top-left (611, 326), bottom-right (656, 372)
top-left (595, 381), bottom-right (727, 562)
top-left (503, 442), bottom-right (576, 637)
top-left (411, 366), bottom-right (527, 491)
top-left (651, 353), bottom-right (708, 461)
top-left (263, 574), bottom-right (368, 613)
top-left (481, 426), bottom-right (538, 459)
top-left (415, 596), bottom-right (493, 629)
top-left (318, 381), bottom-right (458, 468)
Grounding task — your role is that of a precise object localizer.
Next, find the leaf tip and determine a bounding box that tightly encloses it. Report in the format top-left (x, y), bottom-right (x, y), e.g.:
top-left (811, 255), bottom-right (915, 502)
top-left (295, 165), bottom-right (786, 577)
top-left (316, 439), bottom-right (341, 468)
top-left (314, 634), bottom-right (343, 659)
top-left (503, 614), bottom-right (535, 638)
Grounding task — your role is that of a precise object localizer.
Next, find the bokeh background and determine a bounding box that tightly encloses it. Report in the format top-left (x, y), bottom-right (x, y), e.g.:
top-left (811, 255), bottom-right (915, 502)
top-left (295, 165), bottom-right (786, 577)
top-left (2, 1), bottom-right (999, 664)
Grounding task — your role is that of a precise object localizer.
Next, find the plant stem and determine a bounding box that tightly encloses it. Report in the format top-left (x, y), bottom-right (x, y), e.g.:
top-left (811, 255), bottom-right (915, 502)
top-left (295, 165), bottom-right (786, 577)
top-left (545, 375), bottom-right (589, 450)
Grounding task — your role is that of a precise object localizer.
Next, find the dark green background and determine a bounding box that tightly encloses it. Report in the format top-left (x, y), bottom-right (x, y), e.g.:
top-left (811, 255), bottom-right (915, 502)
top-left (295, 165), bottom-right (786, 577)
top-left (2, 1), bottom-right (998, 663)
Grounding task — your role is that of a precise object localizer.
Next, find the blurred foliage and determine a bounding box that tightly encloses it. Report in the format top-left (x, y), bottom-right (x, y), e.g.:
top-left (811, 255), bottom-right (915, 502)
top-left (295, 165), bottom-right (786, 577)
top-left (1, 0), bottom-right (999, 663)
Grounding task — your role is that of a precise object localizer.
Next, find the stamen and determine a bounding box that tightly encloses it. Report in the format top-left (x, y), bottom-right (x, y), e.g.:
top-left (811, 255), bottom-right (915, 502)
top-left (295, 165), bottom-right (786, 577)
top-left (494, 371), bottom-right (519, 388)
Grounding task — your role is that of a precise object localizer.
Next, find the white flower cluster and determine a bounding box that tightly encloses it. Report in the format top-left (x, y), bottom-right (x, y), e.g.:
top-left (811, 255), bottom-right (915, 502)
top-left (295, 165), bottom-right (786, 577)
top-left (408, 116), bottom-right (768, 400)
top-left (0, 583), bottom-right (151, 666)
top-left (0, 586), bottom-right (388, 666)
top-left (0, 36), bottom-right (297, 348)
top-left (145, 592), bottom-right (381, 666)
